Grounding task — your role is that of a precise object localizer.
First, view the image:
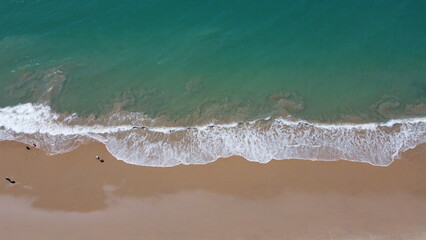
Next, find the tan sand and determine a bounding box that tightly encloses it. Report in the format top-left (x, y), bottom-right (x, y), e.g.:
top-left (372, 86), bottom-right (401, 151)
top-left (0, 140), bottom-right (425, 240)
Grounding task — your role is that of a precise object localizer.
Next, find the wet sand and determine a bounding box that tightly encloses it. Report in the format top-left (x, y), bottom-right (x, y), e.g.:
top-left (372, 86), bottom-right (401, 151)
top-left (0, 140), bottom-right (425, 240)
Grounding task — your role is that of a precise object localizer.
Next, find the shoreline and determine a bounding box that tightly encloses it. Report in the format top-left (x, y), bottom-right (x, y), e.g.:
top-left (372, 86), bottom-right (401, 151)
top-left (3, 102), bottom-right (426, 131)
top-left (1, 103), bottom-right (425, 167)
top-left (0, 140), bottom-right (425, 239)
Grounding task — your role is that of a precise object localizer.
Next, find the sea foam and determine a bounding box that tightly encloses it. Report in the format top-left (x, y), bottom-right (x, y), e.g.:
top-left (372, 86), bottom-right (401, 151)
top-left (0, 103), bottom-right (425, 166)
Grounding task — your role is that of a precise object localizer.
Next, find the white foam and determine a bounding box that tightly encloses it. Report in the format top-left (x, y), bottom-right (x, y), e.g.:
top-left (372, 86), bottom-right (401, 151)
top-left (0, 103), bottom-right (425, 167)
top-left (0, 103), bottom-right (134, 135)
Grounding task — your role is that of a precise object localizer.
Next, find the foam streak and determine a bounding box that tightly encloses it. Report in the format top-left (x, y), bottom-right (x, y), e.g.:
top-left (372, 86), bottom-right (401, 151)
top-left (1, 103), bottom-right (425, 166)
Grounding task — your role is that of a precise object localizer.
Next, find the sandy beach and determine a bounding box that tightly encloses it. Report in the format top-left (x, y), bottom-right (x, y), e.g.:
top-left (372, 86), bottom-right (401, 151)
top-left (0, 140), bottom-right (425, 240)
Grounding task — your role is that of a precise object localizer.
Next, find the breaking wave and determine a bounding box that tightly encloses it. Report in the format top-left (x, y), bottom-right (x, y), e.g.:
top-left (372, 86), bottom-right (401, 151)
top-left (0, 103), bottom-right (425, 166)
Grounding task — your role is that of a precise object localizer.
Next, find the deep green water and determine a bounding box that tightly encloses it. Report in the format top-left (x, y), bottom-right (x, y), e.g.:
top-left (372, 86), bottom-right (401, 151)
top-left (1, 0), bottom-right (425, 124)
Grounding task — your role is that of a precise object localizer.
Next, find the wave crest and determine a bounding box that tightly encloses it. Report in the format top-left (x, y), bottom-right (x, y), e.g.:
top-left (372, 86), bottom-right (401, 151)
top-left (0, 103), bottom-right (425, 166)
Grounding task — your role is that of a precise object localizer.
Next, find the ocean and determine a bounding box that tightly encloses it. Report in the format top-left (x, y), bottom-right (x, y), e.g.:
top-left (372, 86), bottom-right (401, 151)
top-left (0, 0), bottom-right (425, 166)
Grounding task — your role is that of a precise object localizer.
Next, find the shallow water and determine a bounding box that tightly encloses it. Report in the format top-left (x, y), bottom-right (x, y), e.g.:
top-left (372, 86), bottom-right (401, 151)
top-left (1, 0), bottom-right (425, 122)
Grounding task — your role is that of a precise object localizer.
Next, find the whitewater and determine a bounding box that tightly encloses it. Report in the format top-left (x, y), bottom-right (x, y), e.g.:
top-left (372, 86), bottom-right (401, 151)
top-left (0, 103), bottom-right (425, 167)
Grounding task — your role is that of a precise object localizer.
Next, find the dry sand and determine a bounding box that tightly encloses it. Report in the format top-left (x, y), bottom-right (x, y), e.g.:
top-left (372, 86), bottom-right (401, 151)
top-left (0, 140), bottom-right (425, 240)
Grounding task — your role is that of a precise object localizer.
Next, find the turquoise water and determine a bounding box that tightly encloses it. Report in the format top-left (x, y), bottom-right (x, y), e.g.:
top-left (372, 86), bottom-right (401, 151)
top-left (1, 0), bottom-right (425, 123)
top-left (0, 1), bottom-right (425, 166)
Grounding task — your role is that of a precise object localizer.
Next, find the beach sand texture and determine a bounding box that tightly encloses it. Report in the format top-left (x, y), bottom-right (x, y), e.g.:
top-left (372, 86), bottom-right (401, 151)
top-left (0, 141), bottom-right (425, 239)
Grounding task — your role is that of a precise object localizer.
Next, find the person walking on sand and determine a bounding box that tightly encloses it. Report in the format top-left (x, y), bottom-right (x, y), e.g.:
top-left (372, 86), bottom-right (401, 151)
top-left (5, 178), bottom-right (15, 184)
top-left (95, 156), bottom-right (104, 163)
